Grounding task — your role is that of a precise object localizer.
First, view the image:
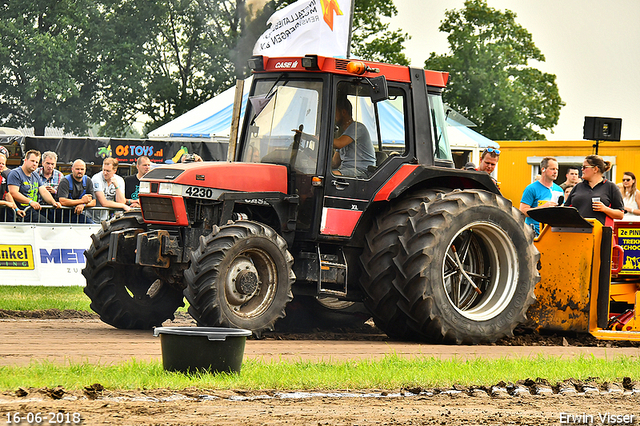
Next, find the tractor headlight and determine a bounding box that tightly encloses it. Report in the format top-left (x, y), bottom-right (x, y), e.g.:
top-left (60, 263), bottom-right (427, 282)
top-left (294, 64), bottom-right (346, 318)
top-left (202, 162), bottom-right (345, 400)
top-left (158, 183), bottom-right (175, 195)
top-left (139, 181), bottom-right (151, 194)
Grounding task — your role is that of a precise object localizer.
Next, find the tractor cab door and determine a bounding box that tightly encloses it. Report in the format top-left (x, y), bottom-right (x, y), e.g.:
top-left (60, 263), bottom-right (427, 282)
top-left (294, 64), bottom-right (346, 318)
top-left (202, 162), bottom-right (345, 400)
top-left (237, 77), bottom-right (326, 236)
top-left (319, 78), bottom-right (414, 239)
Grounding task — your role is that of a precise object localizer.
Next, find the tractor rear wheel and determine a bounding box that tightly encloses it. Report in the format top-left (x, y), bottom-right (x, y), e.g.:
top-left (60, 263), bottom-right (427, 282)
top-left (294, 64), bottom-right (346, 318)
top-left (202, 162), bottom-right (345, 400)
top-left (359, 189), bottom-right (445, 339)
top-left (395, 190), bottom-right (539, 344)
top-left (184, 221), bottom-right (295, 336)
top-left (82, 212), bottom-right (185, 329)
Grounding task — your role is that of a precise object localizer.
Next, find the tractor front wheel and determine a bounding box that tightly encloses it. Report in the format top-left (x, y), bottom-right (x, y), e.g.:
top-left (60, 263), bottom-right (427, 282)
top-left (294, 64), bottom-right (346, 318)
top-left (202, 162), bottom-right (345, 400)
top-left (184, 221), bottom-right (295, 336)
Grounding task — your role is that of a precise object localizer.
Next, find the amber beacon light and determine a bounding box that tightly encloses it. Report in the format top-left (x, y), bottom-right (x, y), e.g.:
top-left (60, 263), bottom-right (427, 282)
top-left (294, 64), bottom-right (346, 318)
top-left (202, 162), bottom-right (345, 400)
top-left (346, 61), bottom-right (379, 75)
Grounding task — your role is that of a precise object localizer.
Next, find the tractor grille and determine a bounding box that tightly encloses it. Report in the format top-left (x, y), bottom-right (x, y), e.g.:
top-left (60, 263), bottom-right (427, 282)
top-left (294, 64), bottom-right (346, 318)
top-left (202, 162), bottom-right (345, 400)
top-left (144, 168), bottom-right (184, 180)
top-left (140, 197), bottom-right (176, 222)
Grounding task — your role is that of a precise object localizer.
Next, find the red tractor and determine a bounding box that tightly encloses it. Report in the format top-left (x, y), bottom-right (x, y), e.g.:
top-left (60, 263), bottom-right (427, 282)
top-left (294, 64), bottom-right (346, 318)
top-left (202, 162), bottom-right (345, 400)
top-left (82, 55), bottom-right (539, 344)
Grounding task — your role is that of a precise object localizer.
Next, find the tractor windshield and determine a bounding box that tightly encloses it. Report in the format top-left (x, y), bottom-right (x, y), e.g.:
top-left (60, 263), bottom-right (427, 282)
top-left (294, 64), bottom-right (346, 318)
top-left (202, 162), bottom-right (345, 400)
top-left (240, 79), bottom-right (323, 175)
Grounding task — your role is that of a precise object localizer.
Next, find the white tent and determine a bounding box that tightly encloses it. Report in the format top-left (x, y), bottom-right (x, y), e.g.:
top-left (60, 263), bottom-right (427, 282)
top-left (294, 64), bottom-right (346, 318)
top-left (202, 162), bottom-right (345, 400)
top-left (148, 77), bottom-right (252, 141)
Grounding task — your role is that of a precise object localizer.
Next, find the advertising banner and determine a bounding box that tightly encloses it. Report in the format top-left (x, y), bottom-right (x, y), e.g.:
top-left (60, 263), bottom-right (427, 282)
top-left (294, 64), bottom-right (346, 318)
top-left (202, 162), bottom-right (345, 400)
top-left (110, 140), bottom-right (167, 164)
top-left (615, 222), bottom-right (640, 275)
top-left (253, 0), bottom-right (352, 58)
top-left (0, 224), bottom-right (99, 286)
top-left (1, 136), bottom-right (228, 166)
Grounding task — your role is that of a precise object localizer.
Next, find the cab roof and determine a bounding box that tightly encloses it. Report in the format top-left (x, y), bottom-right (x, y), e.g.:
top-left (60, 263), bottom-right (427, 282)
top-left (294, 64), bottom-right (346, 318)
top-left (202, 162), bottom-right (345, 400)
top-left (250, 55), bottom-right (449, 88)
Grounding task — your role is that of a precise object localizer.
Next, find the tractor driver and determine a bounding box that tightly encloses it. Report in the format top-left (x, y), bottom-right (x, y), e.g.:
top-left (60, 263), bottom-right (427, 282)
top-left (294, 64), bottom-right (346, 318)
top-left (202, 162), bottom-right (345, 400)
top-left (332, 98), bottom-right (376, 178)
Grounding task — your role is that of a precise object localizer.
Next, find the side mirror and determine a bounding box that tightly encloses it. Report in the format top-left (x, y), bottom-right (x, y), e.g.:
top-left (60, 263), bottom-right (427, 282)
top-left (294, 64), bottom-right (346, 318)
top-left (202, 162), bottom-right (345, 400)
top-left (369, 76), bottom-right (389, 103)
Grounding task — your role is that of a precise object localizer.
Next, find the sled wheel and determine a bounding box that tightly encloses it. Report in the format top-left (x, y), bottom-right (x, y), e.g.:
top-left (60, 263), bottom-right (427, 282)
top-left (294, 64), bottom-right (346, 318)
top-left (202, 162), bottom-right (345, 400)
top-left (184, 221), bottom-right (295, 336)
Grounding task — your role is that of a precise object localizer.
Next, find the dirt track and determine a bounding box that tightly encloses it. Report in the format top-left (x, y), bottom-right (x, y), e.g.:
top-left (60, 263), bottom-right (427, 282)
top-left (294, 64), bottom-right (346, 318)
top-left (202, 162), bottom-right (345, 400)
top-left (1, 314), bottom-right (640, 425)
top-left (1, 316), bottom-right (640, 367)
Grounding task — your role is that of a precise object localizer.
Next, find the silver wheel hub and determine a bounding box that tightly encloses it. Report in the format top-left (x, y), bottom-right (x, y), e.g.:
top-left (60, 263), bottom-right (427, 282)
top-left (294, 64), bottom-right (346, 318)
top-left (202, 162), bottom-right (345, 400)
top-left (226, 257), bottom-right (260, 305)
top-left (442, 221), bottom-right (519, 321)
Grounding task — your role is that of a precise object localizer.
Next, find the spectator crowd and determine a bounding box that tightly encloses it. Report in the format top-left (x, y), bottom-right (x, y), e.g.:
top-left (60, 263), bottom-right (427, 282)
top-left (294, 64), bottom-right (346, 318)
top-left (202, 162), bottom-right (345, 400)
top-left (467, 148), bottom-right (635, 236)
top-left (1, 146), bottom-right (638, 233)
top-left (0, 148), bottom-right (150, 224)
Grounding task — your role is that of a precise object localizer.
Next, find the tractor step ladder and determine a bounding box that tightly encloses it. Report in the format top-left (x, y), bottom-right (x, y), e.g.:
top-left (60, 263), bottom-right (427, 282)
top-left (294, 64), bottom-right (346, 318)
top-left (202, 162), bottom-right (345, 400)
top-left (317, 245), bottom-right (347, 297)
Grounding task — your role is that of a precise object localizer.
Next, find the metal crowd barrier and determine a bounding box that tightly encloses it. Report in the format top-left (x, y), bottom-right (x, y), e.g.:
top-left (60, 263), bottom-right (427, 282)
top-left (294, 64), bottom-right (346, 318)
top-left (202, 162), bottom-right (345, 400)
top-left (0, 205), bottom-right (123, 224)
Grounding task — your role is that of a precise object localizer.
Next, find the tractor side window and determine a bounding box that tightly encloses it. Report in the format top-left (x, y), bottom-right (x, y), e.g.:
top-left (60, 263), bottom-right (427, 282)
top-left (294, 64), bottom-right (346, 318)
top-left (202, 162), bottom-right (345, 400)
top-left (241, 80), bottom-right (322, 175)
top-left (428, 93), bottom-right (453, 161)
top-left (376, 87), bottom-right (407, 164)
top-left (332, 82), bottom-right (377, 179)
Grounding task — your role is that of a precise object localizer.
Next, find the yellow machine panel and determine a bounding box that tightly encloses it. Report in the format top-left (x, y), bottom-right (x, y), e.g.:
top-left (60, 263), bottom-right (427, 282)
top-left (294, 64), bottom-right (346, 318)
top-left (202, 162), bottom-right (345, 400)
top-left (528, 206), bottom-right (640, 341)
top-left (529, 225), bottom-right (597, 333)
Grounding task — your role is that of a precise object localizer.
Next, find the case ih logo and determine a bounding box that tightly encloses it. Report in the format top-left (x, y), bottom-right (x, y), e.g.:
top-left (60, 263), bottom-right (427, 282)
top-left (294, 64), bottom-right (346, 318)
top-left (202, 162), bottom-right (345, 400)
top-left (274, 61), bottom-right (299, 69)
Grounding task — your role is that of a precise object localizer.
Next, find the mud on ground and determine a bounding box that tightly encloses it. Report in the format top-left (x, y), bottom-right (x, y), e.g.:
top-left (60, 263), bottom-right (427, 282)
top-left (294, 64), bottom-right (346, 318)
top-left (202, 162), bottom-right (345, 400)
top-left (1, 383), bottom-right (640, 425)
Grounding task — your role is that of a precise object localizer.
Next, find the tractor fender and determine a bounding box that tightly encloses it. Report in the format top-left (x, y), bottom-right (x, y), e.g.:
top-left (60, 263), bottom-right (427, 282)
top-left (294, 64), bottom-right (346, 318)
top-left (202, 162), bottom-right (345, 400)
top-left (372, 164), bottom-right (499, 203)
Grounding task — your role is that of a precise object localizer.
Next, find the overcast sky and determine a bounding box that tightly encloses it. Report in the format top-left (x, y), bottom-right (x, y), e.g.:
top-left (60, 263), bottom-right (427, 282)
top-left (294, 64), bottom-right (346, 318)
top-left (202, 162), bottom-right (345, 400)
top-left (391, 0), bottom-right (640, 141)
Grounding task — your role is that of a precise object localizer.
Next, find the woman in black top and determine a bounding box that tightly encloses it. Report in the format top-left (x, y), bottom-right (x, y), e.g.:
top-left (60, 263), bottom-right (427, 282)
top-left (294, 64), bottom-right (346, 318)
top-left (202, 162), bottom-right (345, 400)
top-left (565, 155), bottom-right (624, 226)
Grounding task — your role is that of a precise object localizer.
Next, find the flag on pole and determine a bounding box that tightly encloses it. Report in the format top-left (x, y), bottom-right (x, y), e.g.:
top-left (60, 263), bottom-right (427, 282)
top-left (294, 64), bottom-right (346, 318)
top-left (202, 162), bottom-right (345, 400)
top-left (253, 0), bottom-right (353, 58)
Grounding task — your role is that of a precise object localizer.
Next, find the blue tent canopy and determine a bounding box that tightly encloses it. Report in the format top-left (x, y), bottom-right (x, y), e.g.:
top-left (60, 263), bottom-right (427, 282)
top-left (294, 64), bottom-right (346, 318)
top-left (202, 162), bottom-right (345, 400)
top-left (170, 94), bottom-right (249, 138)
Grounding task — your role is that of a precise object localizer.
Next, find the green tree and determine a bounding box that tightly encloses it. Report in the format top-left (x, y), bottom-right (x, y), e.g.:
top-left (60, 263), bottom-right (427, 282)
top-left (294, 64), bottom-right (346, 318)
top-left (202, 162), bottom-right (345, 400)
top-left (425, 0), bottom-right (564, 141)
top-left (140, 0), bottom-right (275, 135)
top-left (93, 0), bottom-right (166, 136)
top-left (97, 0), bottom-right (229, 135)
top-left (0, 1), bottom-right (101, 136)
top-left (350, 0), bottom-right (410, 65)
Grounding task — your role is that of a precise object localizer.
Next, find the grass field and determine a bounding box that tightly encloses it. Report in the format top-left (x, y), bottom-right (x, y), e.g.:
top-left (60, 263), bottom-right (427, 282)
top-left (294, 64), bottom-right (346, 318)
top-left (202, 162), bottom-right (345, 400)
top-left (0, 355), bottom-right (638, 391)
top-left (0, 286), bottom-right (638, 391)
top-left (0, 286), bottom-right (91, 311)
top-left (0, 285), bottom-right (188, 312)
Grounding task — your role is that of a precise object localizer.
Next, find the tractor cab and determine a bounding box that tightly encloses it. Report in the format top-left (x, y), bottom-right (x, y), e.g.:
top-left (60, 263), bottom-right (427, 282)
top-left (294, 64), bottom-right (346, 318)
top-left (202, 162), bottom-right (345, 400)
top-left (236, 55), bottom-right (456, 240)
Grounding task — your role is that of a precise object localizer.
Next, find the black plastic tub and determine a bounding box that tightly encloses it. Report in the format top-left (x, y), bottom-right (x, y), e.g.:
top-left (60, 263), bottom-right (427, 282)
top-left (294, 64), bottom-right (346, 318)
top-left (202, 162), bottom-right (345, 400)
top-left (153, 327), bottom-right (252, 374)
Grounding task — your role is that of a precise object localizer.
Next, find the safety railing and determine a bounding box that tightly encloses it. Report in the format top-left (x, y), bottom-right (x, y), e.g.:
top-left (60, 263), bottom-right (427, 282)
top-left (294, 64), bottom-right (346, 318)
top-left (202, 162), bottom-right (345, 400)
top-left (0, 205), bottom-right (124, 224)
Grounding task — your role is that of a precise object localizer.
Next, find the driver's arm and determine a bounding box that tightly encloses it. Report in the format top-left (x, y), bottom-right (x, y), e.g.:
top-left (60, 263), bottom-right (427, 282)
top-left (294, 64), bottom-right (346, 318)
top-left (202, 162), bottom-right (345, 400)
top-left (332, 150), bottom-right (341, 169)
top-left (333, 135), bottom-right (353, 149)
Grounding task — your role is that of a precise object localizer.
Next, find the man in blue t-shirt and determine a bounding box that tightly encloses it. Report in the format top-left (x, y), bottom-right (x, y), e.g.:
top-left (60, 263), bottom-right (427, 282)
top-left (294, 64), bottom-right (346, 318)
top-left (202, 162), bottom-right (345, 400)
top-left (8, 150), bottom-right (62, 223)
top-left (519, 157), bottom-right (564, 235)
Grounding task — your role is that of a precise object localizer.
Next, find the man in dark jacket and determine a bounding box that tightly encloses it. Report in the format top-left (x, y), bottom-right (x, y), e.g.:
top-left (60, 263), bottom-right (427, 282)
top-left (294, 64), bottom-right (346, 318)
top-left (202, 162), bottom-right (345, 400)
top-left (57, 159), bottom-right (96, 224)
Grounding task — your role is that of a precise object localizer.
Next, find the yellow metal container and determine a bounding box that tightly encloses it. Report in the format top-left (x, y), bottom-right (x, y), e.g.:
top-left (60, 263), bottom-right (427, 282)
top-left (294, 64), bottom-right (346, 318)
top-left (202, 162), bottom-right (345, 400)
top-left (529, 206), bottom-right (640, 340)
top-left (529, 215), bottom-right (603, 334)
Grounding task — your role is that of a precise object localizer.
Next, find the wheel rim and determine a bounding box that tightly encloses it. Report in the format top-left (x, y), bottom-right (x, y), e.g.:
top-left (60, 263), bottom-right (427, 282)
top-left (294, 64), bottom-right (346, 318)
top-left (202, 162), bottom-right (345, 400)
top-left (224, 248), bottom-right (278, 319)
top-left (121, 267), bottom-right (157, 303)
top-left (316, 296), bottom-right (355, 310)
top-left (442, 221), bottom-right (519, 321)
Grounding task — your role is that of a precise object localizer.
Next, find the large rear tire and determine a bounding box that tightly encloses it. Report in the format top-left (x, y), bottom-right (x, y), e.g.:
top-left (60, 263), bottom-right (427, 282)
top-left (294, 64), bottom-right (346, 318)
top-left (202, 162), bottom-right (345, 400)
top-left (359, 189), bottom-right (445, 339)
top-left (395, 190), bottom-right (539, 344)
top-left (184, 221), bottom-right (295, 336)
top-left (82, 212), bottom-right (185, 329)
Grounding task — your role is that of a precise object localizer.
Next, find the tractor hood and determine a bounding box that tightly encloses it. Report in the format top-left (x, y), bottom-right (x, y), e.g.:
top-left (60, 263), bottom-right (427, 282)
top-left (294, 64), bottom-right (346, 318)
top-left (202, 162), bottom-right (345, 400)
top-left (141, 161), bottom-right (289, 194)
